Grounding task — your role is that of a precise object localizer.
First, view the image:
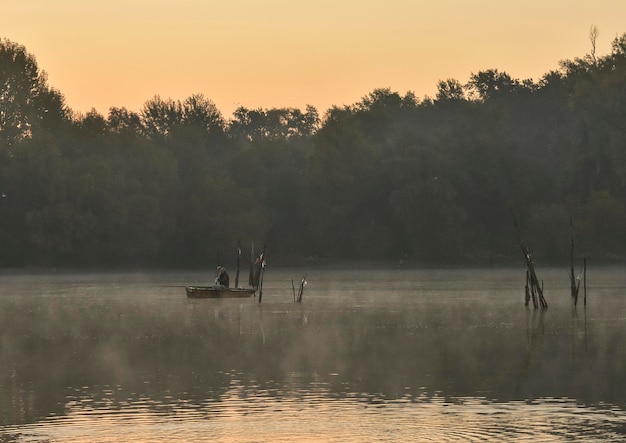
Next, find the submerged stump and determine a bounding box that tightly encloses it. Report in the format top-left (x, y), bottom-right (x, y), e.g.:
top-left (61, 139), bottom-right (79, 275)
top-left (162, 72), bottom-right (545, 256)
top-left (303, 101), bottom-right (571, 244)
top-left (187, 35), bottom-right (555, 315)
top-left (514, 218), bottom-right (548, 309)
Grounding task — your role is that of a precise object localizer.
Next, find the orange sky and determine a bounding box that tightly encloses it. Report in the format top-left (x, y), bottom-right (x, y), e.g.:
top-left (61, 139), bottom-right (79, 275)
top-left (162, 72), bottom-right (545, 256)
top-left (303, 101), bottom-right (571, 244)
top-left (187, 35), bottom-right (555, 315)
top-left (2, 0), bottom-right (626, 118)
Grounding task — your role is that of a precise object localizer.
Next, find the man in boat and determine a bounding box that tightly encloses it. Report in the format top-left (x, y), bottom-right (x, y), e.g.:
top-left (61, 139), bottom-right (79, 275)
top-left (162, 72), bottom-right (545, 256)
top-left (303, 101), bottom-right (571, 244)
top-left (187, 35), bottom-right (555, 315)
top-left (215, 266), bottom-right (230, 288)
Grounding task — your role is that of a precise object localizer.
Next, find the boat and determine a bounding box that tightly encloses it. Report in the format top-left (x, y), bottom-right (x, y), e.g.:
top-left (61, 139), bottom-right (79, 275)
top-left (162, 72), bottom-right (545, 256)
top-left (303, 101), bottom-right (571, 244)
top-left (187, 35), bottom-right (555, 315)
top-left (185, 286), bottom-right (255, 298)
top-left (186, 242), bottom-right (265, 299)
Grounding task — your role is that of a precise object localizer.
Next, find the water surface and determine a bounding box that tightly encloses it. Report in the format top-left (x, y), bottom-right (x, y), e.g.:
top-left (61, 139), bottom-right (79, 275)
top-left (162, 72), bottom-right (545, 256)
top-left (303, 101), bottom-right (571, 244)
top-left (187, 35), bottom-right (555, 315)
top-left (1, 266), bottom-right (625, 442)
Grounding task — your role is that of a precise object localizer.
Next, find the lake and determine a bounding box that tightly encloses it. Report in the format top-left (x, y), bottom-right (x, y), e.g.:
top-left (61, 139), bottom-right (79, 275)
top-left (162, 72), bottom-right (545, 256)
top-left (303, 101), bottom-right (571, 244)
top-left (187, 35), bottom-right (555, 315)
top-left (1, 265), bottom-right (625, 442)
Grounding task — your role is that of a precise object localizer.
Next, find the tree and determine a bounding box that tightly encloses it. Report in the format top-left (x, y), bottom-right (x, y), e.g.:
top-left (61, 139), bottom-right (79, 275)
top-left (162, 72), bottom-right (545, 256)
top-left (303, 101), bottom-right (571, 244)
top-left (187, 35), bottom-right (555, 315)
top-left (589, 25), bottom-right (599, 65)
top-left (566, 33), bottom-right (626, 196)
top-left (610, 33), bottom-right (626, 58)
top-left (305, 106), bottom-right (381, 256)
top-left (579, 191), bottom-right (626, 256)
top-left (352, 88), bottom-right (419, 152)
top-left (436, 78), bottom-right (465, 102)
top-left (0, 38), bottom-right (69, 148)
top-left (107, 107), bottom-right (142, 135)
top-left (465, 69), bottom-right (521, 102)
top-left (224, 105), bottom-right (319, 256)
top-left (389, 172), bottom-right (466, 260)
top-left (180, 94), bottom-right (225, 136)
top-left (227, 105), bottom-right (319, 142)
top-left (3, 35), bottom-right (626, 267)
top-left (76, 109), bottom-right (107, 137)
top-left (140, 95), bottom-right (183, 138)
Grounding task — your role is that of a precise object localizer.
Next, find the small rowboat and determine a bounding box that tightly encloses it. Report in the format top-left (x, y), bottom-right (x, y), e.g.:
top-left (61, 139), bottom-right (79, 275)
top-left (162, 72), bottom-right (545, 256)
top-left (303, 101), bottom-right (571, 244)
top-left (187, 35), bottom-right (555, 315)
top-left (185, 286), bottom-right (255, 298)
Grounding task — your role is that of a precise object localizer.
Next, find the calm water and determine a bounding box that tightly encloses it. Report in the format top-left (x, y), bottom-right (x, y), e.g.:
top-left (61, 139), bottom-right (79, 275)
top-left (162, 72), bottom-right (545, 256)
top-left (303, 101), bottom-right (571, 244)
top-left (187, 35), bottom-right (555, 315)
top-left (1, 266), bottom-right (625, 442)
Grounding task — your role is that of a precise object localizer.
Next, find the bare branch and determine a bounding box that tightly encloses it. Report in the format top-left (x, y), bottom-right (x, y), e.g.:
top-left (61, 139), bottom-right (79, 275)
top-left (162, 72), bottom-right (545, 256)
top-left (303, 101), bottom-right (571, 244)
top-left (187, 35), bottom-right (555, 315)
top-left (589, 25), bottom-right (599, 65)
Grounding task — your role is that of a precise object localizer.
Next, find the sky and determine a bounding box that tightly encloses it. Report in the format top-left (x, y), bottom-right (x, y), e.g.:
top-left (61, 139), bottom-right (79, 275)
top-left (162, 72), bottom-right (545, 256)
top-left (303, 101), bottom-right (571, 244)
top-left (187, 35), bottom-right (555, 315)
top-left (2, 0), bottom-right (626, 118)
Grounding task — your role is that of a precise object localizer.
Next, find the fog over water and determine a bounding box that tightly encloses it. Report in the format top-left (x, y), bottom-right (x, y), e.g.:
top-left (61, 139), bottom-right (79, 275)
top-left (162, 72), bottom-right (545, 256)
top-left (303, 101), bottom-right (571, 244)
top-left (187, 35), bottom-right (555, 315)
top-left (1, 266), bottom-right (625, 442)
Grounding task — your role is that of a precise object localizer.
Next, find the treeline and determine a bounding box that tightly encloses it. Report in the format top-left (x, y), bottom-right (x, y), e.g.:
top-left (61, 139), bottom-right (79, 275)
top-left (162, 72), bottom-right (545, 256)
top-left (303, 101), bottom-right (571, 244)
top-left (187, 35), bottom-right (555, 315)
top-left (1, 35), bottom-right (625, 268)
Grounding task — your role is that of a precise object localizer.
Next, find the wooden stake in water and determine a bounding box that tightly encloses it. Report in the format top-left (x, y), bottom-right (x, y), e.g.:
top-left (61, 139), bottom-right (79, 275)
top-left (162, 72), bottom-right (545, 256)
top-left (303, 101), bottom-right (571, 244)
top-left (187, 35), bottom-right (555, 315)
top-left (258, 257), bottom-right (266, 303)
top-left (297, 276), bottom-right (307, 303)
top-left (235, 240), bottom-right (241, 289)
top-left (525, 269), bottom-right (531, 307)
top-left (583, 257), bottom-right (587, 307)
top-left (514, 218), bottom-right (548, 309)
top-left (570, 219), bottom-right (579, 305)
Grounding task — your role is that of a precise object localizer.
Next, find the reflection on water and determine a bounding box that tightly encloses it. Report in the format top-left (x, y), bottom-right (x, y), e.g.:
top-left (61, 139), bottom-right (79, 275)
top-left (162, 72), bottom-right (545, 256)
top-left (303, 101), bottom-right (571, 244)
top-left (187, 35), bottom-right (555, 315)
top-left (1, 267), bottom-right (625, 442)
top-left (5, 381), bottom-right (626, 442)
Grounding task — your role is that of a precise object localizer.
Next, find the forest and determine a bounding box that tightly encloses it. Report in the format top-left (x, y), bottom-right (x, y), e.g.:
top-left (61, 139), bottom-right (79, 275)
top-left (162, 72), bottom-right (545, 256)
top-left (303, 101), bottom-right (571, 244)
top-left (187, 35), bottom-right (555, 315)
top-left (1, 34), bottom-right (625, 268)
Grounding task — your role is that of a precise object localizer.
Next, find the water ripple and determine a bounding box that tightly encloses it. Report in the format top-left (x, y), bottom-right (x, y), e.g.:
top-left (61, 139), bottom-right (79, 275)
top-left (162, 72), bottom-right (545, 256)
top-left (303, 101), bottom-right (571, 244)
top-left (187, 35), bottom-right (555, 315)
top-left (3, 390), bottom-right (625, 442)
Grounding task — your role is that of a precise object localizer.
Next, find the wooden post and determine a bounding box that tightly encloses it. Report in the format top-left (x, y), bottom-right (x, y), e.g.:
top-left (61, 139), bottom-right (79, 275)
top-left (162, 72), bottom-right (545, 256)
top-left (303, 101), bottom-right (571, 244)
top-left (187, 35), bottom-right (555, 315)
top-left (530, 268), bottom-right (538, 309)
top-left (570, 219), bottom-right (579, 305)
top-left (583, 257), bottom-right (587, 306)
top-left (249, 242), bottom-right (255, 290)
top-left (514, 218), bottom-right (548, 309)
top-left (258, 258), bottom-right (266, 303)
top-left (235, 240), bottom-right (241, 289)
top-left (524, 269), bottom-right (530, 306)
top-left (297, 276), bottom-right (306, 303)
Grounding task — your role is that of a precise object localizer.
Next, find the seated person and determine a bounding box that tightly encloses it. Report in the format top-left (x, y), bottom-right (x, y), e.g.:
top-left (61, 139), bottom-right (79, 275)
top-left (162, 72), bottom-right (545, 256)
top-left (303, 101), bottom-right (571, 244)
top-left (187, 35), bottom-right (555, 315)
top-left (215, 266), bottom-right (230, 287)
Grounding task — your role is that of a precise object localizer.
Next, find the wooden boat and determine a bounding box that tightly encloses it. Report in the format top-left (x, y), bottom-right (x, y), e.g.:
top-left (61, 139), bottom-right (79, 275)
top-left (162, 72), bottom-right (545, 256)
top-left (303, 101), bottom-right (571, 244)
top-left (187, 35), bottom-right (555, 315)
top-left (187, 241), bottom-right (264, 299)
top-left (185, 286), bottom-right (255, 298)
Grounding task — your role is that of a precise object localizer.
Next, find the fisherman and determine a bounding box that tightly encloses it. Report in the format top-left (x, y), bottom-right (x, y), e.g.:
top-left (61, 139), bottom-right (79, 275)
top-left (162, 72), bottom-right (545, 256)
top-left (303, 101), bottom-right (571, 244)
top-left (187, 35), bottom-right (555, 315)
top-left (215, 266), bottom-right (230, 288)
